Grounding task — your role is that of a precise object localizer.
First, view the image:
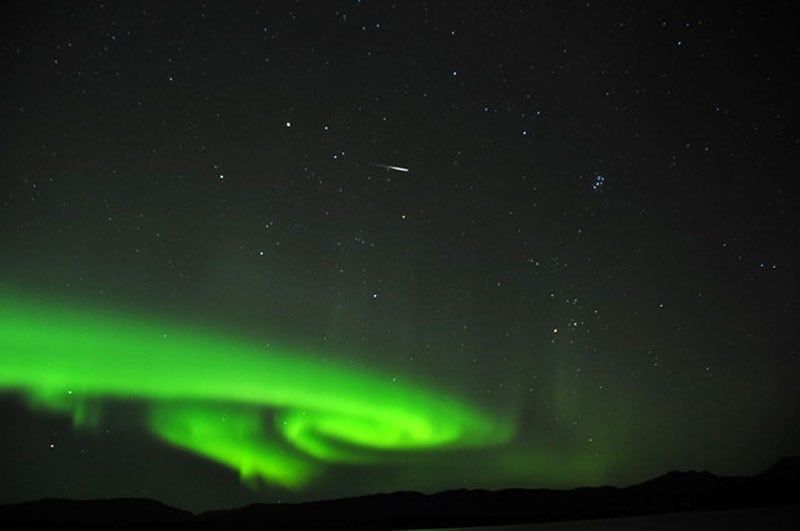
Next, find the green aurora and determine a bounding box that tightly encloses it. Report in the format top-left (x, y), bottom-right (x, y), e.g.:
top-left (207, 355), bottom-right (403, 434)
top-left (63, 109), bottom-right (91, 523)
top-left (0, 291), bottom-right (514, 488)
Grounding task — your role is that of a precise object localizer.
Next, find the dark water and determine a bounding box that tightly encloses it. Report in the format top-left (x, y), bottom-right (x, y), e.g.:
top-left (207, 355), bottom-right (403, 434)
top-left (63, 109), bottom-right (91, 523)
top-left (411, 505), bottom-right (800, 530)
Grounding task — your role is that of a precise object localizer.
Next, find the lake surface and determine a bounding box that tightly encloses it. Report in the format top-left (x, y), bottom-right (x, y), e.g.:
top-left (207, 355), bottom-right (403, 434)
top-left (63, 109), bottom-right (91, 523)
top-left (411, 504), bottom-right (800, 530)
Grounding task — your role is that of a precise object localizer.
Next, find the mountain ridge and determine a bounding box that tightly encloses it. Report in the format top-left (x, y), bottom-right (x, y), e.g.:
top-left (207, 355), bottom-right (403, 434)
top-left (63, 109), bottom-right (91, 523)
top-left (1, 458), bottom-right (798, 529)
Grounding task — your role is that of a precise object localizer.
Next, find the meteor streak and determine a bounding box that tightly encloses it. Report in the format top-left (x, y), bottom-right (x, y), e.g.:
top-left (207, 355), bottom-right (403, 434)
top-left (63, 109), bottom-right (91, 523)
top-left (369, 163), bottom-right (410, 173)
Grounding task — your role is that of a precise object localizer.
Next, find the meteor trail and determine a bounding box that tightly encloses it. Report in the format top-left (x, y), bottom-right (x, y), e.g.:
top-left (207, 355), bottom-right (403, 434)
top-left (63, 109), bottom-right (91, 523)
top-left (370, 163), bottom-right (410, 173)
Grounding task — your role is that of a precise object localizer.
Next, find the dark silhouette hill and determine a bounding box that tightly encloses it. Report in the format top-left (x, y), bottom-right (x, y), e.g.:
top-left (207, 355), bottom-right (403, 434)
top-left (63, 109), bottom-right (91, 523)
top-left (758, 456), bottom-right (800, 480)
top-left (0, 497), bottom-right (193, 527)
top-left (1, 458), bottom-right (798, 530)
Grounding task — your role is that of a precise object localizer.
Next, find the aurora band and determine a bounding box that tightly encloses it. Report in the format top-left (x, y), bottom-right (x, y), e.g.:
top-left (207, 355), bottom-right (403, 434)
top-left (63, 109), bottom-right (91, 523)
top-left (0, 292), bottom-right (514, 488)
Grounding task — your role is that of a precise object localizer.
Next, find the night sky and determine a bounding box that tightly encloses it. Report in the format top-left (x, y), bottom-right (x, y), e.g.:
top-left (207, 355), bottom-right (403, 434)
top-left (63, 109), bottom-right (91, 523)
top-left (1, 0), bottom-right (798, 513)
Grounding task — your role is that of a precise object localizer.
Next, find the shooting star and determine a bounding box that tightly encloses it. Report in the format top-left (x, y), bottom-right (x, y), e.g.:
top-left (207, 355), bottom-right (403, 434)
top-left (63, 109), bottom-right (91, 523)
top-left (370, 163), bottom-right (410, 173)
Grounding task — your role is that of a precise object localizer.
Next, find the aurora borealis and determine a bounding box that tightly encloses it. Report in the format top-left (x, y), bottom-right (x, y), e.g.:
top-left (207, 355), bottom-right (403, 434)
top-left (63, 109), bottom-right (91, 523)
top-left (0, 290), bottom-right (512, 488)
top-left (1, 0), bottom-right (798, 514)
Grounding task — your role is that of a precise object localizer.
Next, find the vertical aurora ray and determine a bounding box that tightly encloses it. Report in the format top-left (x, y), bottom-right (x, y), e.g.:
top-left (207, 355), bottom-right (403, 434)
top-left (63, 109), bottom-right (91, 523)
top-left (0, 292), bottom-right (514, 487)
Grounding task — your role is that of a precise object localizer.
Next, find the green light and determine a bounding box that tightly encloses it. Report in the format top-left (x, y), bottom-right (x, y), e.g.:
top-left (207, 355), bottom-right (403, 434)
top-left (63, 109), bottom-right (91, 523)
top-left (0, 292), bottom-right (514, 488)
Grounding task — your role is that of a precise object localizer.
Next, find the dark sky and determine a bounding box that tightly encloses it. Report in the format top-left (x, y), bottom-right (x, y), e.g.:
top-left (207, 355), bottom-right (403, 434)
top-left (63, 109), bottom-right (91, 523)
top-left (1, 0), bottom-right (798, 513)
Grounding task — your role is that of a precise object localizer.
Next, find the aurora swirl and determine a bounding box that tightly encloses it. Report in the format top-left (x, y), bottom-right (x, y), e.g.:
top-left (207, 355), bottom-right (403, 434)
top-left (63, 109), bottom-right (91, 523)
top-left (0, 292), bottom-right (514, 488)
